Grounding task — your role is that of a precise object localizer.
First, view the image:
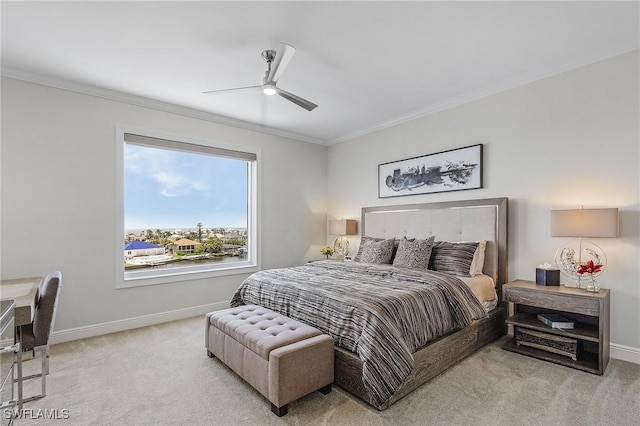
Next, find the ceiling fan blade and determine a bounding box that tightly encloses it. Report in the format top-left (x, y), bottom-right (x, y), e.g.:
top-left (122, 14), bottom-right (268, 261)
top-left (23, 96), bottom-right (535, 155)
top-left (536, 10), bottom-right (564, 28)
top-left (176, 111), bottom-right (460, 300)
top-left (202, 85), bottom-right (261, 95)
top-left (267, 42), bottom-right (296, 84)
top-left (276, 88), bottom-right (318, 111)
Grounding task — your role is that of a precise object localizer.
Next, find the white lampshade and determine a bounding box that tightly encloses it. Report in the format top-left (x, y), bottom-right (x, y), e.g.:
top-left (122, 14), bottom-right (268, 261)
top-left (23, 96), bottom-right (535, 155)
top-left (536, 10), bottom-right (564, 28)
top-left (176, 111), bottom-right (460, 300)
top-left (550, 208), bottom-right (618, 238)
top-left (329, 219), bottom-right (357, 236)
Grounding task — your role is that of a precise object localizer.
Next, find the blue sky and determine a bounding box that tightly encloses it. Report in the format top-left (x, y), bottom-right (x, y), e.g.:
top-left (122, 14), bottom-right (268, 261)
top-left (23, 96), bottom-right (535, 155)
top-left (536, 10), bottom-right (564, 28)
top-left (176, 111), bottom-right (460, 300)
top-left (125, 144), bottom-right (248, 230)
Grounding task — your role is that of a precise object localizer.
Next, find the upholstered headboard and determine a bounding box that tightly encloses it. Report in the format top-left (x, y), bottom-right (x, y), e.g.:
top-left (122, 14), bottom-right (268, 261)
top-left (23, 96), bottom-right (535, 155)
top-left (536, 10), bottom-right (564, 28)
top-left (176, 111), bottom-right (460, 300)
top-left (361, 197), bottom-right (508, 297)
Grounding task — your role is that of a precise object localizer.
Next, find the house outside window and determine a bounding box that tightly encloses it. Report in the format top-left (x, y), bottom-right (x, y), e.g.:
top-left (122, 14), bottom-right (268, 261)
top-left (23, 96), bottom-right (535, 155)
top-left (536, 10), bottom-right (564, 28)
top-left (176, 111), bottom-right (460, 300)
top-left (116, 128), bottom-right (259, 288)
top-left (169, 238), bottom-right (200, 255)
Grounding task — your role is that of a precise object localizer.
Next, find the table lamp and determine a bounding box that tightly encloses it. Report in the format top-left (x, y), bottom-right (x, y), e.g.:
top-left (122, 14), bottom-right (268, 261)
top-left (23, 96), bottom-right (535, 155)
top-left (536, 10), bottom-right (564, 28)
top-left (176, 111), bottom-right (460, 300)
top-left (329, 219), bottom-right (357, 259)
top-left (550, 207), bottom-right (618, 288)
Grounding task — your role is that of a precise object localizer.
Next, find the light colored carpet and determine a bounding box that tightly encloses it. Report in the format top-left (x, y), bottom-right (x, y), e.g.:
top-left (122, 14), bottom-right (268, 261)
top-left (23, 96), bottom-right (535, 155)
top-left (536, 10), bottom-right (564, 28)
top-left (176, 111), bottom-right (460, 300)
top-left (13, 316), bottom-right (640, 425)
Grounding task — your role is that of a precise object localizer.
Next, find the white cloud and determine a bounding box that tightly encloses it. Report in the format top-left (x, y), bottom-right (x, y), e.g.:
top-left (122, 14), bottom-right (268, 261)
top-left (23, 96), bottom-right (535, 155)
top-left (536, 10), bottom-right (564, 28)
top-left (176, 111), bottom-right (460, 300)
top-left (125, 145), bottom-right (211, 197)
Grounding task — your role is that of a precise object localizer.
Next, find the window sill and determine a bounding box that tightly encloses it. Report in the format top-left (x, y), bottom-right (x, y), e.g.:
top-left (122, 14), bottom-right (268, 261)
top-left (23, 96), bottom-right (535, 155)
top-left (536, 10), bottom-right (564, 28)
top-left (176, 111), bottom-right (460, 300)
top-left (117, 262), bottom-right (258, 289)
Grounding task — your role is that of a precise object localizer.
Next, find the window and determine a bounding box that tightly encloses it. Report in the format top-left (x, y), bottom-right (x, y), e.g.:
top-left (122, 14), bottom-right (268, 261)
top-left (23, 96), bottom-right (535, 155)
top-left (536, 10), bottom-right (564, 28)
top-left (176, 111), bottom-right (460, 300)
top-left (116, 128), bottom-right (258, 288)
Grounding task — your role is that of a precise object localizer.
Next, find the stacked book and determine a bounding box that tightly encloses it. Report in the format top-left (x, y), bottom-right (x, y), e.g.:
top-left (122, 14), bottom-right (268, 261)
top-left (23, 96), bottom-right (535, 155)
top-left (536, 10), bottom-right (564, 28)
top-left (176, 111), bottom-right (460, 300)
top-left (537, 313), bottom-right (574, 329)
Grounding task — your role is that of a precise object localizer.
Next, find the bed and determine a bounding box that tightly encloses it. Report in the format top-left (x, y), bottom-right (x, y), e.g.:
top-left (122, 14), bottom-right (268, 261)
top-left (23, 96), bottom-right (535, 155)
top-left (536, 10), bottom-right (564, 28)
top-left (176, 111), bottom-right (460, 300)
top-left (231, 197), bottom-right (508, 410)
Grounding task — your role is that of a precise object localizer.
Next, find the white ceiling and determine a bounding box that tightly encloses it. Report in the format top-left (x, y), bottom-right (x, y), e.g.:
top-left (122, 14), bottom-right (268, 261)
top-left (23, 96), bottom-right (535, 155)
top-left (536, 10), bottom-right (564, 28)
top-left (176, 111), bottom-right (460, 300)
top-left (2, 1), bottom-right (638, 145)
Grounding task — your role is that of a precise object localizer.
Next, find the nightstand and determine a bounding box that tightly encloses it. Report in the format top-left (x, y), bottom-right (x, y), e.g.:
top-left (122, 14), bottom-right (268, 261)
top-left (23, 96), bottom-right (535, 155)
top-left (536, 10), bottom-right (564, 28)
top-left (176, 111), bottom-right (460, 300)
top-left (502, 279), bottom-right (610, 375)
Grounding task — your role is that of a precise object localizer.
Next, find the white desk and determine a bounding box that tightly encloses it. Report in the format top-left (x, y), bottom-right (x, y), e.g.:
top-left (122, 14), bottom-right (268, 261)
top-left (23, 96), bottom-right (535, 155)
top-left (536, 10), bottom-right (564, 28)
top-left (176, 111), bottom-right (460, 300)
top-left (0, 277), bottom-right (43, 327)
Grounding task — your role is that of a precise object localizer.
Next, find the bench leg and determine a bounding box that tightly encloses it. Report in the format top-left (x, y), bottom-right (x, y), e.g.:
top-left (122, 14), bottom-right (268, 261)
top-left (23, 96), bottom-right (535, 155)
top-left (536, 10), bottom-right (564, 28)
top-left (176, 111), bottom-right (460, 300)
top-left (271, 403), bottom-right (288, 417)
top-left (317, 383), bottom-right (332, 395)
top-left (207, 350), bottom-right (215, 358)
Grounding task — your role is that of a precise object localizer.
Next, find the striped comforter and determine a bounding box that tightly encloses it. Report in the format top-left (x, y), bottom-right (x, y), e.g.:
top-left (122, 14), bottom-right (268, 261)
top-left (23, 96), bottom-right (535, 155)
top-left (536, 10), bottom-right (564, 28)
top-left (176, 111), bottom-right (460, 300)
top-left (230, 260), bottom-right (487, 408)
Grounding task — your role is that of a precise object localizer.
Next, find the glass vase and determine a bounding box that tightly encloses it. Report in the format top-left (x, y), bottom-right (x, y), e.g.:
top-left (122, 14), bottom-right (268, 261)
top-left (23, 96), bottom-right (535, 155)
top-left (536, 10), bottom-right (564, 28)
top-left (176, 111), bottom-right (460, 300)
top-left (585, 274), bottom-right (600, 292)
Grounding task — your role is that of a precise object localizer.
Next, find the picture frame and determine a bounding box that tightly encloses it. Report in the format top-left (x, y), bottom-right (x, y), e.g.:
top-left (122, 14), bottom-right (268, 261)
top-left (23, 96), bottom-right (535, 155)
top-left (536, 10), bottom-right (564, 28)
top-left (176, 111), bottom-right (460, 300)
top-left (378, 144), bottom-right (483, 198)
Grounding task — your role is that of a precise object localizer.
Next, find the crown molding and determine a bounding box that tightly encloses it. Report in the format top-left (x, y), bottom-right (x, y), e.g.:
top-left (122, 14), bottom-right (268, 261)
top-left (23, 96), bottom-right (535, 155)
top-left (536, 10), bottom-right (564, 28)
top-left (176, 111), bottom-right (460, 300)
top-left (0, 67), bottom-right (327, 146)
top-left (3, 41), bottom-right (637, 148)
top-left (327, 43), bottom-right (640, 145)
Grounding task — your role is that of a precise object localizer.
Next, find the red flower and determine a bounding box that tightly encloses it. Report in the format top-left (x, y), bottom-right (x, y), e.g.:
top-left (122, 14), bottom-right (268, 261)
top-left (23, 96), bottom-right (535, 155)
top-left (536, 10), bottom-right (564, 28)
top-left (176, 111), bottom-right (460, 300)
top-left (577, 260), bottom-right (602, 275)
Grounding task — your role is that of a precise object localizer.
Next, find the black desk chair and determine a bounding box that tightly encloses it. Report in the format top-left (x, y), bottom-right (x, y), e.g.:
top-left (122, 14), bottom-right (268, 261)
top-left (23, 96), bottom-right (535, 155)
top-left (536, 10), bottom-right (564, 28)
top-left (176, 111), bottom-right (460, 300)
top-left (17, 270), bottom-right (62, 403)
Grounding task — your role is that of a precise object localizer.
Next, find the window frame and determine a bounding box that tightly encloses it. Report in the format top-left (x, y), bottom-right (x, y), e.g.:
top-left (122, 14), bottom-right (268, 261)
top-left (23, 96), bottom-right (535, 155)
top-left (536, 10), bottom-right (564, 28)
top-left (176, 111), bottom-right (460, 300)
top-left (115, 125), bottom-right (260, 289)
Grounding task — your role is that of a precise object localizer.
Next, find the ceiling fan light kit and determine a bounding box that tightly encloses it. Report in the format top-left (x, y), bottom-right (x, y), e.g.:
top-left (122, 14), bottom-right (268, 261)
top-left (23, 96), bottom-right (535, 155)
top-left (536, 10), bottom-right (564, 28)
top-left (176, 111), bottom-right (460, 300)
top-left (204, 42), bottom-right (317, 111)
top-left (262, 84), bottom-right (277, 96)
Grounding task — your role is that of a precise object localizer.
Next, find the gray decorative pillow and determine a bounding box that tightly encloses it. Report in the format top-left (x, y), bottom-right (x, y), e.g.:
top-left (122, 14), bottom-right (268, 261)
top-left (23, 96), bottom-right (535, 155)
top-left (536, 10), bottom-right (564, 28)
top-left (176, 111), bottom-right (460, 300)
top-left (393, 236), bottom-right (435, 269)
top-left (354, 236), bottom-right (414, 263)
top-left (356, 238), bottom-right (396, 264)
top-left (428, 241), bottom-right (479, 277)
top-left (353, 236), bottom-right (382, 261)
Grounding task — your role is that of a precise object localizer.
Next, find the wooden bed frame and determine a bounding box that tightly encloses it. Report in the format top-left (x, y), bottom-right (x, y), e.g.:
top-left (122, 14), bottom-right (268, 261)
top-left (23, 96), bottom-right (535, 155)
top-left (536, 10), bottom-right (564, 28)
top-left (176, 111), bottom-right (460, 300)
top-left (334, 197), bottom-right (508, 410)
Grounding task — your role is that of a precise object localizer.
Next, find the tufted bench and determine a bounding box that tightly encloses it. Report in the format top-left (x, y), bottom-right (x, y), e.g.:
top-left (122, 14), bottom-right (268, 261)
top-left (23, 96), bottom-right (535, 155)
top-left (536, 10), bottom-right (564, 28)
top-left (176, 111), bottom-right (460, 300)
top-left (205, 305), bottom-right (334, 416)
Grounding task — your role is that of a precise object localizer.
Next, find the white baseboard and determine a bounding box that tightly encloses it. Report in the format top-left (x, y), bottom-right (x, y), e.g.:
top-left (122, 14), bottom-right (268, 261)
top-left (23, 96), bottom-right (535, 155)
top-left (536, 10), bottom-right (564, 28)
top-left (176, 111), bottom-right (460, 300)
top-left (610, 343), bottom-right (640, 365)
top-left (50, 307), bottom-right (640, 366)
top-left (50, 301), bottom-right (230, 345)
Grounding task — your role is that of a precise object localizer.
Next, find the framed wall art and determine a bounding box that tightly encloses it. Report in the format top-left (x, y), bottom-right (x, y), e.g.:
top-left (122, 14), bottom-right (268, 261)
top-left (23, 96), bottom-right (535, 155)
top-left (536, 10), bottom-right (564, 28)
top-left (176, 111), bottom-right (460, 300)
top-left (378, 144), bottom-right (483, 198)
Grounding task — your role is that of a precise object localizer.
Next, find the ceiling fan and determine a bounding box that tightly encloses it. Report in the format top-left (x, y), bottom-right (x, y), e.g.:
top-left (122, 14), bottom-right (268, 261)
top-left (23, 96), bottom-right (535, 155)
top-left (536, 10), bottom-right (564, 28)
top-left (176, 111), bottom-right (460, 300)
top-left (203, 42), bottom-right (318, 111)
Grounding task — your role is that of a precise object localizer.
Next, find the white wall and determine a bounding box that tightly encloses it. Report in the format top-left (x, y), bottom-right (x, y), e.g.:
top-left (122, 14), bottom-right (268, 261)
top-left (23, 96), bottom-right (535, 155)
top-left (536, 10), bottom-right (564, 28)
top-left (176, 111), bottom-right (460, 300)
top-left (327, 51), bottom-right (640, 354)
top-left (0, 77), bottom-right (327, 334)
top-left (2, 51), bottom-right (638, 357)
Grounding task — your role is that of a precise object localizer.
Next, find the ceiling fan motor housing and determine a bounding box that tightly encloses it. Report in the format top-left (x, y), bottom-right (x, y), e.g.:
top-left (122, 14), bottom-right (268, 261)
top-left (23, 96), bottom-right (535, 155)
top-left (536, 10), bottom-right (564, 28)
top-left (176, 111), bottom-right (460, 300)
top-left (261, 50), bottom-right (276, 63)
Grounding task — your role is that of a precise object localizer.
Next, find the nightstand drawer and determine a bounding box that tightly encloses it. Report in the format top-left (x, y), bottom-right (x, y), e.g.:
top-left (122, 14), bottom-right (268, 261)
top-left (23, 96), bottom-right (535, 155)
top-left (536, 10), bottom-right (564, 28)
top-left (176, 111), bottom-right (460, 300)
top-left (504, 287), bottom-right (600, 316)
